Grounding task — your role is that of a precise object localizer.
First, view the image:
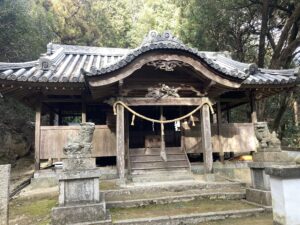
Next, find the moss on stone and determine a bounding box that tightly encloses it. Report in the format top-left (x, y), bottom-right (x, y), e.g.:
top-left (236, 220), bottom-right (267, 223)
top-left (100, 179), bottom-right (119, 190)
top-left (199, 213), bottom-right (272, 225)
top-left (110, 199), bottom-right (256, 221)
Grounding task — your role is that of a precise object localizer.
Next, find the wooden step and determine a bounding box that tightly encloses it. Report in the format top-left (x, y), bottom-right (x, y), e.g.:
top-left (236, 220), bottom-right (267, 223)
top-left (130, 147), bottom-right (183, 155)
top-left (131, 159), bottom-right (188, 168)
top-left (131, 155), bottom-right (186, 162)
top-left (131, 165), bottom-right (189, 170)
top-left (129, 147), bottom-right (190, 174)
top-left (130, 153), bottom-right (185, 157)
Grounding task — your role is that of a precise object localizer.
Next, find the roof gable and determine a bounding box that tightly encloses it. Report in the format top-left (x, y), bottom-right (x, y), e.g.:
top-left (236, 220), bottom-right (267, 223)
top-left (0, 30), bottom-right (298, 87)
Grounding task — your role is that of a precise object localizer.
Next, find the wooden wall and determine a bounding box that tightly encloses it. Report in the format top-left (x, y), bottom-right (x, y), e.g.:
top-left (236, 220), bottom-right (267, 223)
top-left (40, 125), bottom-right (116, 159)
top-left (183, 123), bottom-right (258, 153)
top-left (39, 123), bottom-right (257, 159)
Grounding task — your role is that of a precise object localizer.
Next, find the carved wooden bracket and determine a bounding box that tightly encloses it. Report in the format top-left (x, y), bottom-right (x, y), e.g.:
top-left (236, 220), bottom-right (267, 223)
top-left (146, 83), bottom-right (180, 99)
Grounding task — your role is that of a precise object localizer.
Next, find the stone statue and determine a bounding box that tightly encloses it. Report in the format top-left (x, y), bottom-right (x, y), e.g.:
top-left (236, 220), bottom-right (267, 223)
top-left (52, 122), bottom-right (108, 224)
top-left (63, 122), bottom-right (95, 157)
top-left (254, 122), bottom-right (281, 151)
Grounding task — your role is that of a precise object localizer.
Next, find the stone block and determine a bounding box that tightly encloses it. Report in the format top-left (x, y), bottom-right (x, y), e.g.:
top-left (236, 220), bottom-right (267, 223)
top-left (63, 158), bottom-right (95, 171)
top-left (51, 202), bottom-right (107, 225)
top-left (250, 167), bottom-right (270, 190)
top-left (0, 164), bottom-right (10, 225)
top-left (59, 177), bottom-right (99, 205)
top-left (246, 188), bottom-right (272, 206)
top-left (252, 152), bottom-right (291, 162)
top-left (257, 146), bottom-right (281, 152)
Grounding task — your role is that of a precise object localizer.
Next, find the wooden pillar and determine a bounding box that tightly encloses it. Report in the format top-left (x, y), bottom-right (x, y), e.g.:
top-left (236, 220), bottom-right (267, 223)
top-left (216, 101), bottom-right (224, 163)
top-left (125, 111), bottom-right (130, 174)
top-left (293, 100), bottom-right (298, 126)
top-left (116, 104), bottom-right (125, 180)
top-left (226, 104), bottom-right (230, 123)
top-left (201, 104), bottom-right (213, 173)
top-left (160, 106), bottom-right (166, 156)
top-left (82, 102), bottom-right (87, 123)
top-left (250, 91), bottom-right (257, 123)
top-left (34, 102), bottom-right (41, 171)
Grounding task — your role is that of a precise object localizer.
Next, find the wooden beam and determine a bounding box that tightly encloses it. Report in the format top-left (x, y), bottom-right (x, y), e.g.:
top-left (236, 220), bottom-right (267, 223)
top-left (250, 91), bottom-right (257, 123)
top-left (42, 98), bottom-right (82, 103)
top-left (226, 104), bottom-right (230, 123)
top-left (116, 104), bottom-right (125, 181)
top-left (216, 101), bottom-right (224, 163)
top-left (125, 111), bottom-right (130, 174)
top-left (201, 104), bottom-right (213, 173)
top-left (122, 97), bottom-right (212, 106)
top-left (34, 102), bottom-right (41, 171)
top-left (202, 80), bottom-right (216, 95)
top-left (82, 101), bottom-right (87, 122)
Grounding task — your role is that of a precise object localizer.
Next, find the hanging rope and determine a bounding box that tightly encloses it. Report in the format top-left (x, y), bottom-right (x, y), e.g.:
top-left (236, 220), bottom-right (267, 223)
top-left (113, 100), bottom-right (214, 124)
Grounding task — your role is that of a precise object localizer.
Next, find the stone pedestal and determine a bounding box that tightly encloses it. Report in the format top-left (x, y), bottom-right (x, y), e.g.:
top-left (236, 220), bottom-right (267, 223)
top-left (246, 155), bottom-right (294, 206)
top-left (246, 122), bottom-right (294, 206)
top-left (0, 165), bottom-right (10, 225)
top-left (266, 165), bottom-right (300, 225)
top-left (51, 123), bottom-right (109, 225)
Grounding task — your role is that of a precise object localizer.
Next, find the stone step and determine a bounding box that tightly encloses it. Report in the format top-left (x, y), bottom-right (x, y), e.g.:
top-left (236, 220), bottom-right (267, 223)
top-left (132, 174), bottom-right (193, 183)
top-left (103, 180), bottom-right (245, 199)
top-left (110, 198), bottom-right (265, 225)
top-left (106, 191), bottom-right (246, 208)
top-left (113, 208), bottom-right (265, 225)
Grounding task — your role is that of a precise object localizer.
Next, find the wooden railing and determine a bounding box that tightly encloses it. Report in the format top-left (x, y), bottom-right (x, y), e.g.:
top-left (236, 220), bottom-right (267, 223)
top-left (39, 125), bottom-right (116, 159)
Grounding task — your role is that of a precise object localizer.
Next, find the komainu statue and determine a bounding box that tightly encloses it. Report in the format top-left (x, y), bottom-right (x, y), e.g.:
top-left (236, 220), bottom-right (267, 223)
top-left (254, 122), bottom-right (281, 151)
top-left (63, 122), bottom-right (95, 157)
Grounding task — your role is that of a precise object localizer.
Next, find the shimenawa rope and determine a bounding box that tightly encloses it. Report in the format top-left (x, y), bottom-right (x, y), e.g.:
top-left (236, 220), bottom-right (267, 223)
top-left (113, 100), bottom-right (214, 124)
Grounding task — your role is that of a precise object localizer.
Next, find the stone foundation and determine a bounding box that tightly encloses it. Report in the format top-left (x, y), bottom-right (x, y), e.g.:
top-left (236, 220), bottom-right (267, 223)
top-left (245, 188), bottom-right (272, 206)
top-left (0, 165), bottom-right (10, 225)
top-left (52, 202), bottom-right (107, 225)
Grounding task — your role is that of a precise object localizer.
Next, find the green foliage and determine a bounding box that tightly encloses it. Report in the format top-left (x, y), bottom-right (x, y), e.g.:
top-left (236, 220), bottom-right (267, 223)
top-left (126, 0), bottom-right (181, 46)
top-left (0, 0), bottom-right (53, 61)
top-left (177, 0), bottom-right (260, 62)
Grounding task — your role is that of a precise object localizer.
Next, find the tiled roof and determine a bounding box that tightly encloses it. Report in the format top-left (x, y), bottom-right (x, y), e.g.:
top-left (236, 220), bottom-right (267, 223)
top-left (0, 31), bottom-right (299, 86)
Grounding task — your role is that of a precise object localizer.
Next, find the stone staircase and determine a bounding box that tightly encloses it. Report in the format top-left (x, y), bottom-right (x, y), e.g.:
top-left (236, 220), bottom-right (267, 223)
top-left (101, 178), bottom-right (269, 224)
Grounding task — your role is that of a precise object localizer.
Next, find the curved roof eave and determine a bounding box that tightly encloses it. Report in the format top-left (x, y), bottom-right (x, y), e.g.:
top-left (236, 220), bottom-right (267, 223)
top-left (84, 50), bottom-right (243, 89)
top-left (83, 31), bottom-right (249, 89)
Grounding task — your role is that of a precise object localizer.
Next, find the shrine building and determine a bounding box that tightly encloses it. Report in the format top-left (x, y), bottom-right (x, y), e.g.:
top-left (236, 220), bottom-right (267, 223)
top-left (0, 31), bottom-right (299, 180)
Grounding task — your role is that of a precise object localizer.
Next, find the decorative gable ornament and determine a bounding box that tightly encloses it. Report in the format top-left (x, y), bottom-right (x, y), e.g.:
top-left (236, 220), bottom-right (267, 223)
top-left (145, 83), bottom-right (180, 99)
top-left (141, 30), bottom-right (184, 47)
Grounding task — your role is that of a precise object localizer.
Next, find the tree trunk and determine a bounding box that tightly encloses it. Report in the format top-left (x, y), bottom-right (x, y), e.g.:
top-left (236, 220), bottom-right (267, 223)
top-left (257, 0), bottom-right (269, 67)
top-left (273, 92), bottom-right (294, 132)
